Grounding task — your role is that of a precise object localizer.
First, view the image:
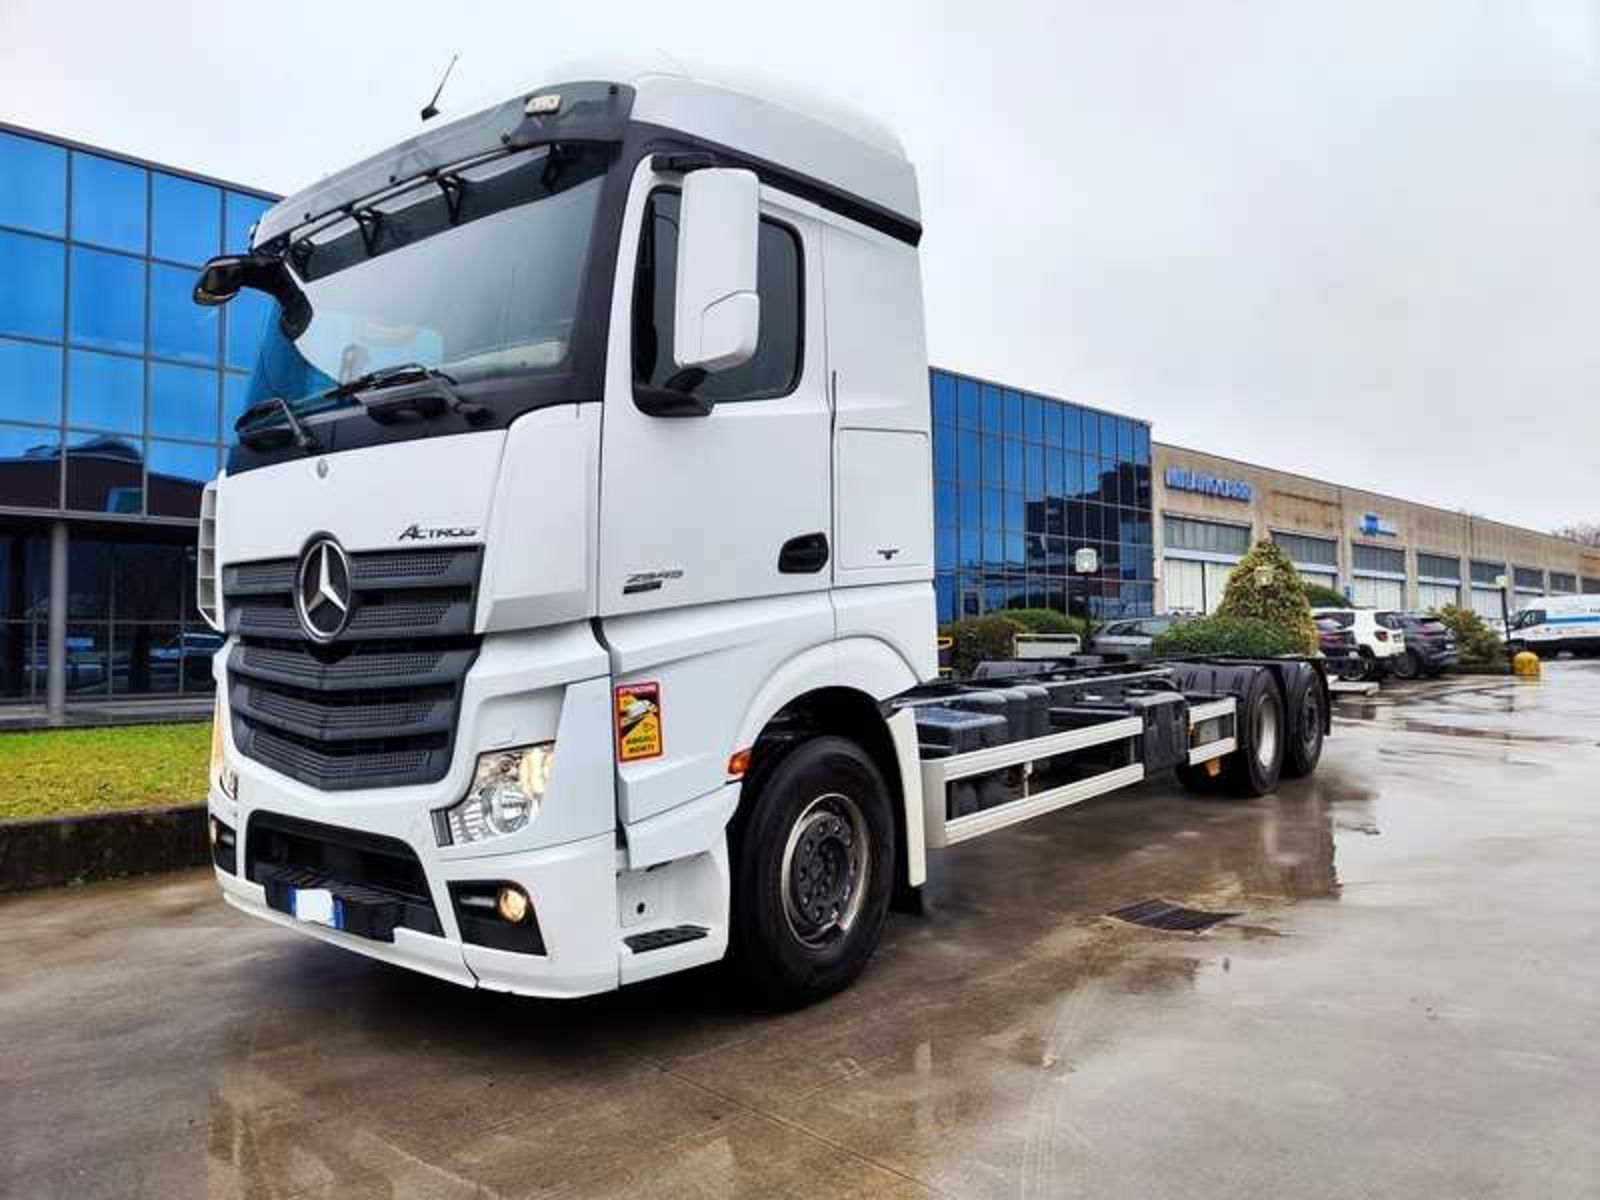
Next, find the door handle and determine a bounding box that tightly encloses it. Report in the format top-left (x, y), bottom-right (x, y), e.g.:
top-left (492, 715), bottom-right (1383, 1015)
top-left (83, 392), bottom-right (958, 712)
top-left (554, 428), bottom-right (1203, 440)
top-left (778, 532), bottom-right (830, 574)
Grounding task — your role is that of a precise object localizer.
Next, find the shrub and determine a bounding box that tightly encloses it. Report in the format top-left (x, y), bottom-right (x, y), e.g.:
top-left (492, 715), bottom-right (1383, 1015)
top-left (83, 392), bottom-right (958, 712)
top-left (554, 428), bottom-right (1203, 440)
top-left (1003, 607), bottom-right (1092, 639)
top-left (939, 614), bottom-right (1025, 677)
top-left (1153, 614), bottom-right (1307, 658)
top-left (1214, 540), bottom-right (1319, 655)
top-left (1301, 580), bottom-right (1348, 609)
top-left (1431, 604), bottom-right (1503, 667)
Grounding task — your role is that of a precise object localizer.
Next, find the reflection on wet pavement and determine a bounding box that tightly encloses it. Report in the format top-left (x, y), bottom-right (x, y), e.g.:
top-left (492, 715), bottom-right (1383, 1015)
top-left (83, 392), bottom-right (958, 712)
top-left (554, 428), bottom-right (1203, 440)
top-left (3, 666), bottom-right (1599, 1198)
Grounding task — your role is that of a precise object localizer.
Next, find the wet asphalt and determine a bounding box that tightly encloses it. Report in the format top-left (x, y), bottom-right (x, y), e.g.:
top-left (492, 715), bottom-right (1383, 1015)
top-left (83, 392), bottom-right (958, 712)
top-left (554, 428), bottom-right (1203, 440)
top-left (3, 664), bottom-right (1599, 1199)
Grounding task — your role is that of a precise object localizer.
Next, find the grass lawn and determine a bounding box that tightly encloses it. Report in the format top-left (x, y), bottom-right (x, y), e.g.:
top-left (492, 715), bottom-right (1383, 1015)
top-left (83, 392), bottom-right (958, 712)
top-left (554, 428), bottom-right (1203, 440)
top-left (0, 722), bottom-right (211, 821)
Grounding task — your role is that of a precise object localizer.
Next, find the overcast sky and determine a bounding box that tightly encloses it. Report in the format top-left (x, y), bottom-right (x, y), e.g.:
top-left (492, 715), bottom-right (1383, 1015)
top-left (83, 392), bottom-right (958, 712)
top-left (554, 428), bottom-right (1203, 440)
top-left (6, 1), bottom-right (1596, 531)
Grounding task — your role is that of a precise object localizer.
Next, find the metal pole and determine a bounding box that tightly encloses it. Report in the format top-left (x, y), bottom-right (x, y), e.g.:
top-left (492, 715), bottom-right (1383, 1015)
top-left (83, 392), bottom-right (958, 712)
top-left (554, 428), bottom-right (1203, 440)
top-left (46, 519), bottom-right (68, 724)
top-left (1500, 580), bottom-right (1514, 672)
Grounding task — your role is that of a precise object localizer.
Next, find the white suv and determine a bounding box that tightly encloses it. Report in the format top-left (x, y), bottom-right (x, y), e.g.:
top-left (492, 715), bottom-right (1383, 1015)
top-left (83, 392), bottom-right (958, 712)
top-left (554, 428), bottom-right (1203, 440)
top-left (1311, 608), bottom-right (1407, 680)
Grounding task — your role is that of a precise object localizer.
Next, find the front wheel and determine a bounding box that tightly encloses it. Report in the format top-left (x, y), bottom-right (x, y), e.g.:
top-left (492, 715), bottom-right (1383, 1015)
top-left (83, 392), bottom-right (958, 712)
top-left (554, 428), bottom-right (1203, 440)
top-left (730, 737), bottom-right (895, 1007)
top-left (1391, 649), bottom-right (1421, 680)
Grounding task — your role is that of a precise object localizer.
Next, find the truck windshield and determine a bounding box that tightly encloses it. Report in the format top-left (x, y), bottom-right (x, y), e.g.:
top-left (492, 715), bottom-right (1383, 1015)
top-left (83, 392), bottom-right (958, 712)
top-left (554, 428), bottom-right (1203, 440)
top-left (236, 144), bottom-right (608, 436)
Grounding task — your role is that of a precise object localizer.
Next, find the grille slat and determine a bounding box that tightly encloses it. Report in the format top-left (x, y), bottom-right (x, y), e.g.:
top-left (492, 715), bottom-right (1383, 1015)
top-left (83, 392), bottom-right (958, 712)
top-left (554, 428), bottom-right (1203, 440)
top-left (223, 546), bottom-right (482, 790)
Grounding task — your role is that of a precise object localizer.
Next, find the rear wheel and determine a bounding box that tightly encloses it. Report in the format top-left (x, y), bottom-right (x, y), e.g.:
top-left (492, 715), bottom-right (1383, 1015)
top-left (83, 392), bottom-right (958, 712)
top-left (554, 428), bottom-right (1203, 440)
top-left (730, 737), bottom-right (895, 1007)
top-left (1391, 649), bottom-right (1421, 680)
top-left (1221, 670), bottom-right (1285, 797)
top-left (1282, 668), bottom-right (1324, 778)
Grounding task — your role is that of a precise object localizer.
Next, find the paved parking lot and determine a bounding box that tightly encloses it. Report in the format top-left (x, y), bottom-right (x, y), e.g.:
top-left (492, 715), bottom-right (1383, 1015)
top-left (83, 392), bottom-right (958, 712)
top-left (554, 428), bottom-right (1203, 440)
top-left (4, 665), bottom-right (1598, 1199)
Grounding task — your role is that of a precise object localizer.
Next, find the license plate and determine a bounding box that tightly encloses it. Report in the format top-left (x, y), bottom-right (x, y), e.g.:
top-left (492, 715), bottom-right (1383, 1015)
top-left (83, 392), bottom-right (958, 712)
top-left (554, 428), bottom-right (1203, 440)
top-left (291, 887), bottom-right (342, 929)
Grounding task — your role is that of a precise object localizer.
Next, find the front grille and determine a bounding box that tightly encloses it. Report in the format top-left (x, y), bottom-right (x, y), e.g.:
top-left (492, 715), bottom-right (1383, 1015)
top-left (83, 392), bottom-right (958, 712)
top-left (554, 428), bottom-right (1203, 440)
top-left (224, 545), bottom-right (482, 790)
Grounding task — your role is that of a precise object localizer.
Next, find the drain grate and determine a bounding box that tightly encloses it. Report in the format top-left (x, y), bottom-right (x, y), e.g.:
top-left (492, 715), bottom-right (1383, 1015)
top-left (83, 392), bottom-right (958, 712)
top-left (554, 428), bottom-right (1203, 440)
top-left (1108, 899), bottom-right (1240, 932)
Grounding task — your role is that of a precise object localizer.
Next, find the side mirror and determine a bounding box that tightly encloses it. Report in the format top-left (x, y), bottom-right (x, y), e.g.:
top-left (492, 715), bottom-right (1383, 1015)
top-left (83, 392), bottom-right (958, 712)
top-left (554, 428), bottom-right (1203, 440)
top-left (193, 253), bottom-right (314, 339)
top-left (193, 256), bottom-right (247, 306)
top-left (673, 168), bottom-right (760, 375)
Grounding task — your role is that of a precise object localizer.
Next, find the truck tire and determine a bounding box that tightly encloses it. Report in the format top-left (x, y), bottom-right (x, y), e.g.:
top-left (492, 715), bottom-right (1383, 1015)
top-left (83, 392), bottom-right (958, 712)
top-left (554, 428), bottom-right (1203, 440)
top-left (729, 736), bottom-right (895, 1007)
top-left (1281, 663), bottom-right (1325, 779)
top-left (1221, 668), bottom-right (1285, 797)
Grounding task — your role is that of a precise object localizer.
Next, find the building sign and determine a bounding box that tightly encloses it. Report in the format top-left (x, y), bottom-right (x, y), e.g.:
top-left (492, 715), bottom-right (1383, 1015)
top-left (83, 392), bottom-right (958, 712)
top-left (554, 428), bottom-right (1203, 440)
top-left (1358, 513), bottom-right (1398, 537)
top-left (1164, 465), bottom-right (1252, 502)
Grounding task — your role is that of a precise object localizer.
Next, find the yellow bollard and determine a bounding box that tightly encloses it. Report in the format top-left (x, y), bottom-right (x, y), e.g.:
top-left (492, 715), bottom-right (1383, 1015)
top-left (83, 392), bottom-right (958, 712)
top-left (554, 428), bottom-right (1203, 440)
top-left (1512, 650), bottom-right (1541, 678)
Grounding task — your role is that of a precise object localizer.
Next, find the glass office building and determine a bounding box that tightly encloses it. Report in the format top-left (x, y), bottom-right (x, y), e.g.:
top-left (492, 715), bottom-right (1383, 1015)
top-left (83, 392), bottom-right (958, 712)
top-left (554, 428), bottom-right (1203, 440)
top-left (0, 123), bottom-right (277, 705)
top-left (931, 368), bottom-right (1154, 624)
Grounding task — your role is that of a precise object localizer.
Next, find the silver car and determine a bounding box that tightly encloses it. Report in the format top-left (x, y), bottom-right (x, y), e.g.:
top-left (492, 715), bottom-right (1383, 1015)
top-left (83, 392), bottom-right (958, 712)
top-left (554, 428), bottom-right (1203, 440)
top-left (1087, 615), bottom-right (1185, 661)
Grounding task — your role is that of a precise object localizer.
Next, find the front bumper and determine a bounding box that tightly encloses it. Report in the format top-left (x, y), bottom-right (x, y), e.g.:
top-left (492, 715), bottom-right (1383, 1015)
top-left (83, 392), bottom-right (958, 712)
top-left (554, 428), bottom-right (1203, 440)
top-left (208, 624), bottom-right (627, 998)
top-left (213, 818), bottom-right (619, 998)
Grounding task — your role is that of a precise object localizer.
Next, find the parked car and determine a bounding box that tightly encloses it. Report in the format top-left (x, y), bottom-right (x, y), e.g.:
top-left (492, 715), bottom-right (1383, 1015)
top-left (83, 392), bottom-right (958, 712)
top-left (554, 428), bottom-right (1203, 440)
top-left (1390, 614), bottom-right (1459, 678)
top-left (1087, 614), bottom-right (1189, 661)
top-left (1506, 595), bottom-right (1600, 658)
top-left (1310, 608), bottom-right (1406, 680)
top-left (1315, 616), bottom-right (1365, 680)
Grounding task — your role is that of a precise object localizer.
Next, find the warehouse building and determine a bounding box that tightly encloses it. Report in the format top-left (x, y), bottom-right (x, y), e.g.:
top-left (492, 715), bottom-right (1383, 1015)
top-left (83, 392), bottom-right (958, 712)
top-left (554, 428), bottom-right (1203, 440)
top-left (1153, 443), bottom-right (1600, 619)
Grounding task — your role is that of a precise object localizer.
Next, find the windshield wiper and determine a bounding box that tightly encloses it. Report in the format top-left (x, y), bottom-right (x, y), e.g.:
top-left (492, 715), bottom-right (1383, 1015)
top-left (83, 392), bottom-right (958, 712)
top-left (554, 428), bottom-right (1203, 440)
top-left (234, 395), bottom-right (322, 453)
top-left (325, 363), bottom-right (490, 424)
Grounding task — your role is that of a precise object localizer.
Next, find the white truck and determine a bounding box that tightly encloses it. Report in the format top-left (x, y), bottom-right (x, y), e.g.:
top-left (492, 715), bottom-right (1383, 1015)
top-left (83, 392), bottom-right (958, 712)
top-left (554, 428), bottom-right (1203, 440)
top-left (195, 64), bottom-right (1329, 1005)
top-left (1506, 595), bottom-right (1600, 657)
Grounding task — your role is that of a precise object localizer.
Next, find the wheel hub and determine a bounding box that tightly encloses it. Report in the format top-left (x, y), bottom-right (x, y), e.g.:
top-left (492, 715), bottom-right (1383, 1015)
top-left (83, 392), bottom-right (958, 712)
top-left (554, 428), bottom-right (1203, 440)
top-left (781, 794), bottom-right (870, 948)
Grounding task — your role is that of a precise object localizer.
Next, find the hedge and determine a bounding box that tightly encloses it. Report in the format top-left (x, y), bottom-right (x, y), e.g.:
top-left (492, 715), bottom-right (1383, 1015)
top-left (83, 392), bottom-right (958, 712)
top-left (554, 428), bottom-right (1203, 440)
top-left (1153, 614), bottom-right (1306, 658)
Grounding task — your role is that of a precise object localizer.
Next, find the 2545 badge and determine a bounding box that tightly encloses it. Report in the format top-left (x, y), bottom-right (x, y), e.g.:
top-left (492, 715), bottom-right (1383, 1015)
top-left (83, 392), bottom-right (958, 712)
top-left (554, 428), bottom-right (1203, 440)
top-left (614, 682), bottom-right (663, 762)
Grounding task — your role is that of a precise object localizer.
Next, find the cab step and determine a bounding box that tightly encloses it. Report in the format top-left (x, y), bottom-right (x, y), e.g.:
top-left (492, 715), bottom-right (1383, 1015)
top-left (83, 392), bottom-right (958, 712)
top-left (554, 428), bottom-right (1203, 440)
top-left (624, 925), bottom-right (709, 954)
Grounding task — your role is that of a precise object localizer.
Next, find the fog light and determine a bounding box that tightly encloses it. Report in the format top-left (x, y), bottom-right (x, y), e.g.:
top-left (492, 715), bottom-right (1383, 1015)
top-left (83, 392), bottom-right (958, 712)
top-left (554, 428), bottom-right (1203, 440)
top-left (496, 885), bottom-right (531, 925)
top-left (208, 818), bottom-right (219, 847)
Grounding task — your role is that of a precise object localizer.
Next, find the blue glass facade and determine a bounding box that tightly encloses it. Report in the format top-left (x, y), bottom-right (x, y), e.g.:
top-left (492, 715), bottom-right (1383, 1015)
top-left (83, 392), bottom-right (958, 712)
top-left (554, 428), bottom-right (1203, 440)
top-left (931, 368), bottom-right (1154, 623)
top-left (0, 123), bottom-right (277, 700)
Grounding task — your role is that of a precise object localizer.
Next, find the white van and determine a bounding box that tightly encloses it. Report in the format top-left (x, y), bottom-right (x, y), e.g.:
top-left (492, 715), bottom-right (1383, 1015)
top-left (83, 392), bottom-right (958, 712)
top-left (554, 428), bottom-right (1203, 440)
top-left (1507, 596), bottom-right (1600, 656)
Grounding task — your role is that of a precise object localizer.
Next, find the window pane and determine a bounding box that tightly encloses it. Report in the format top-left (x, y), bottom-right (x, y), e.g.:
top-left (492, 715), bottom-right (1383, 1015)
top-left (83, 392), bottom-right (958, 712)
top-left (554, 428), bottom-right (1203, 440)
top-left (0, 231), bottom-right (65, 340)
top-left (149, 262), bottom-right (218, 363)
top-left (69, 247), bottom-right (145, 353)
top-left (68, 349), bottom-right (143, 434)
top-left (1041, 399), bottom-right (1062, 446)
top-left (0, 131), bottom-right (67, 236)
top-left (0, 423), bottom-right (61, 507)
top-left (0, 337), bottom-right (63, 424)
top-left (1081, 409), bottom-right (1099, 456)
top-left (1132, 422), bottom-right (1150, 465)
top-left (630, 193), bottom-right (802, 403)
top-left (66, 431), bottom-right (142, 513)
top-left (980, 384), bottom-right (1002, 433)
top-left (71, 153), bottom-right (146, 253)
top-left (1099, 414), bottom-right (1118, 463)
top-left (1024, 394), bottom-right (1043, 442)
top-left (224, 191), bottom-right (273, 252)
top-left (148, 440), bottom-right (216, 517)
top-left (151, 173), bottom-right (221, 266)
top-left (1002, 389), bottom-right (1023, 438)
top-left (149, 361), bottom-right (216, 441)
top-left (981, 434), bottom-right (1002, 489)
top-left (931, 371), bottom-right (955, 425)
top-left (933, 424), bottom-right (955, 481)
top-left (957, 377), bottom-right (979, 427)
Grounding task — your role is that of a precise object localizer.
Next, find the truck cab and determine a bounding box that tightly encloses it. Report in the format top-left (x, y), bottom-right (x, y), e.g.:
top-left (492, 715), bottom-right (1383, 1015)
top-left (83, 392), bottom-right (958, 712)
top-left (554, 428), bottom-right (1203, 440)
top-left (199, 64), bottom-right (937, 1002)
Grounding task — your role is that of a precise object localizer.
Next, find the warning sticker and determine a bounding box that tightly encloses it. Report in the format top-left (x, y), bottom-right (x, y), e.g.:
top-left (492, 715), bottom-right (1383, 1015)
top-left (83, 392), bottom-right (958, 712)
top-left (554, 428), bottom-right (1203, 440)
top-left (615, 682), bottom-right (663, 762)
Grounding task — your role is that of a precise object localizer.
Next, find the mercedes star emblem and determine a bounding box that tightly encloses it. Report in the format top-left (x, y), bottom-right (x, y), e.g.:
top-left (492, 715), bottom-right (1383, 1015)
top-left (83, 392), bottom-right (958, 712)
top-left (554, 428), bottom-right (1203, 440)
top-left (295, 538), bottom-right (353, 641)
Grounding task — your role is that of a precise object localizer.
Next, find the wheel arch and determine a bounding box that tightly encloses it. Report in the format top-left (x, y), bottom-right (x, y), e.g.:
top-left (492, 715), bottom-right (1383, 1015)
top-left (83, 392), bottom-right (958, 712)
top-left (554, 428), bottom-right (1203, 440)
top-left (731, 637), bottom-right (924, 904)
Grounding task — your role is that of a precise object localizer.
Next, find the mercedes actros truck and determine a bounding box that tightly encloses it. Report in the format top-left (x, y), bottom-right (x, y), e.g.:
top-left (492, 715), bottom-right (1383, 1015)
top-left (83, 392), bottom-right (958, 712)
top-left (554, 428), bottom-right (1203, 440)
top-left (196, 63), bottom-right (1329, 1005)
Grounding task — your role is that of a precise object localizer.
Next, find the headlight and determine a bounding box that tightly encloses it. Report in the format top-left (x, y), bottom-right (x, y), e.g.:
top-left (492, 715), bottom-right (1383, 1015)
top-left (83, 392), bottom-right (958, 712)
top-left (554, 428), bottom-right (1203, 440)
top-left (210, 704), bottom-right (238, 801)
top-left (435, 743), bottom-right (554, 846)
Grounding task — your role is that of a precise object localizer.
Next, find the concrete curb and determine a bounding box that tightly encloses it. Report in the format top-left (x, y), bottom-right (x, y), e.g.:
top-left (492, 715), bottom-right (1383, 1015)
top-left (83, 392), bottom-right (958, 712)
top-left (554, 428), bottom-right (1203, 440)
top-left (0, 802), bottom-right (207, 894)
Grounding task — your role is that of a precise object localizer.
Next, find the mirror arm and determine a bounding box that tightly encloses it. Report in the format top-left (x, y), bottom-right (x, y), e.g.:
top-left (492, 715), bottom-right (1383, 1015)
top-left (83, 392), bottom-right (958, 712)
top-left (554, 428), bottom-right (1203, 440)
top-left (633, 381), bottom-right (713, 418)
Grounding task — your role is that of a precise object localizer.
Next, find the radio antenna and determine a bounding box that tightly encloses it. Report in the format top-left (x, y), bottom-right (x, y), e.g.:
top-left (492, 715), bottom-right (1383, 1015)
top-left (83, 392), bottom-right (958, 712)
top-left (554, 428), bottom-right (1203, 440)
top-left (420, 53), bottom-right (460, 122)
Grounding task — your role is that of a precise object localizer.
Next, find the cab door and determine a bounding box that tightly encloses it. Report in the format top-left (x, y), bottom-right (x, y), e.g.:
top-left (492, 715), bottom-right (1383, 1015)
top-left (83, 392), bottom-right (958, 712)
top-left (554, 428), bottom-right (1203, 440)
top-left (597, 167), bottom-right (831, 616)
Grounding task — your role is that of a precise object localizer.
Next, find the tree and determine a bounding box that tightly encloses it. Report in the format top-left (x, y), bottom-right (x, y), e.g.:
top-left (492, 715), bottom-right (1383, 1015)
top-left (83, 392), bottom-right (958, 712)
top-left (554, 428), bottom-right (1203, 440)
top-left (1553, 522), bottom-right (1600, 547)
top-left (1301, 580), bottom-right (1348, 609)
top-left (1214, 539), bottom-right (1319, 655)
